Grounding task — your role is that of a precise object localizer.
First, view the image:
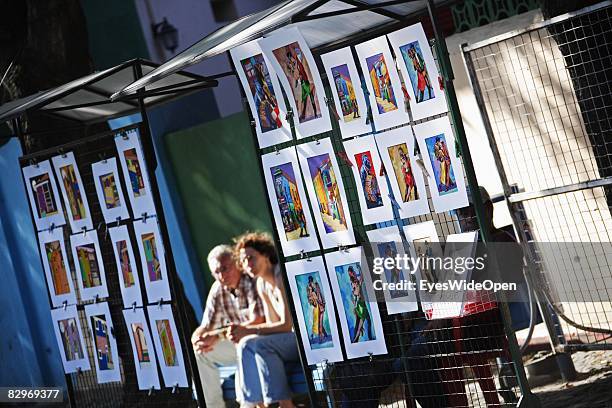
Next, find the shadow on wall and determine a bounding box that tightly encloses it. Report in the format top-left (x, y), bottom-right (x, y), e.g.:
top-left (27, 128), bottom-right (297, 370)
top-left (164, 110), bottom-right (273, 291)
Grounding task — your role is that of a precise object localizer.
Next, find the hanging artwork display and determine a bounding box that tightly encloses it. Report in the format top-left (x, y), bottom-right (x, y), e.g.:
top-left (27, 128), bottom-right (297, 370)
top-left (285, 257), bottom-right (343, 364)
top-left (123, 307), bottom-right (161, 390)
top-left (134, 218), bottom-right (171, 303)
top-left (22, 160), bottom-right (66, 231)
top-left (319, 46), bottom-right (371, 137)
top-left (387, 23), bottom-right (447, 121)
top-left (342, 135), bottom-right (394, 225)
top-left (366, 226), bottom-right (418, 314)
top-left (147, 304), bottom-right (188, 388)
top-left (259, 27), bottom-right (332, 138)
top-left (91, 158), bottom-right (130, 224)
top-left (109, 225), bottom-right (144, 308)
top-left (50, 305), bottom-right (91, 374)
top-left (70, 230), bottom-right (109, 301)
top-left (51, 152), bottom-right (93, 234)
top-left (38, 227), bottom-right (77, 307)
top-left (403, 221), bottom-right (442, 309)
top-left (230, 39), bottom-right (291, 148)
top-left (261, 147), bottom-right (319, 256)
top-left (325, 247), bottom-right (387, 359)
top-left (375, 127), bottom-right (429, 218)
top-left (115, 128), bottom-right (156, 219)
top-left (297, 139), bottom-right (356, 249)
top-left (413, 117), bottom-right (468, 213)
top-left (355, 36), bottom-right (409, 131)
top-left (84, 302), bottom-right (121, 383)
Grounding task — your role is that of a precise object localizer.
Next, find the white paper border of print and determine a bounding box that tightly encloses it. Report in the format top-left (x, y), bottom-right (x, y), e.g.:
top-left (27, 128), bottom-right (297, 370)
top-left (354, 35), bottom-right (410, 131)
top-left (286, 256), bottom-right (344, 364)
top-left (123, 307), bottom-right (161, 390)
top-left (91, 158), bottom-right (131, 224)
top-left (147, 304), bottom-right (188, 388)
top-left (413, 116), bottom-right (468, 213)
top-left (109, 225), bottom-right (143, 308)
top-left (325, 247), bottom-right (387, 359)
top-left (51, 152), bottom-right (93, 234)
top-left (259, 26), bottom-right (332, 138)
top-left (70, 230), bottom-right (109, 301)
top-left (297, 138), bottom-right (356, 249)
top-left (387, 23), bottom-right (448, 121)
top-left (84, 302), bottom-right (121, 383)
top-left (320, 46), bottom-right (371, 138)
top-left (342, 135), bottom-right (394, 225)
top-left (22, 160), bottom-right (66, 231)
top-left (38, 227), bottom-right (77, 307)
top-left (366, 226), bottom-right (418, 314)
top-left (261, 147), bottom-right (319, 256)
top-left (230, 39), bottom-right (292, 148)
top-left (133, 217), bottom-right (171, 303)
top-left (115, 128), bottom-right (156, 219)
top-left (375, 127), bottom-right (429, 218)
top-left (50, 305), bottom-right (91, 374)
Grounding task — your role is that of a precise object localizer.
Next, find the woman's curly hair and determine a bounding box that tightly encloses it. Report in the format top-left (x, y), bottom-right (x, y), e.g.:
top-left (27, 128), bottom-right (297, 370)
top-left (233, 231), bottom-right (279, 265)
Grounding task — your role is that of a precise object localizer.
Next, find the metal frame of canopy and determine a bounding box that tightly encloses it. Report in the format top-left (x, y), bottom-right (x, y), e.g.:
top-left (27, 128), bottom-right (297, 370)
top-left (109, 2), bottom-right (541, 407)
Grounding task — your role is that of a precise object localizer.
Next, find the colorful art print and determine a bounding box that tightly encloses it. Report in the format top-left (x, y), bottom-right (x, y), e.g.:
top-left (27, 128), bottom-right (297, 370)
top-left (354, 151), bottom-right (382, 209)
top-left (387, 143), bottom-right (419, 203)
top-left (131, 323), bottom-right (151, 368)
top-left (306, 153), bottom-right (347, 233)
top-left (334, 262), bottom-right (376, 343)
top-left (295, 271), bottom-right (333, 349)
top-left (156, 319), bottom-right (178, 367)
top-left (376, 242), bottom-right (410, 299)
top-left (142, 233), bottom-right (161, 282)
top-left (99, 172), bottom-right (121, 209)
top-left (330, 64), bottom-right (360, 123)
top-left (400, 41), bottom-right (434, 103)
top-left (272, 42), bottom-right (321, 123)
top-left (59, 164), bottom-right (86, 221)
top-left (124, 148), bottom-right (146, 197)
top-left (45, 241), bottom-right (71, 296)
top-left (30, 173), bottom-right (60, 218)
top-left (76, 244), bottom-right (102, 288)
top-left (270, 162), bottom-right (310, 241)
top-left (240, 54), bottom-right (282, 133)
top-left (117, 240), bottom-right (135, 287)
top-left (58, 317), bottom-right (85, 361)
top-left (91, 314), bottom-right (114, 370)
top-left (365, 53), bottom-right (398, 114)
top-left (424, 134), bottom-right (458, 195)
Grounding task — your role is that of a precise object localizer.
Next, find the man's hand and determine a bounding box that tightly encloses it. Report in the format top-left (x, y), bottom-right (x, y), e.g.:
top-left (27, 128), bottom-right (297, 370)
top-left (227, 324), bottom-right (254, 343)
top-left (191, 326), bottom-right (220, 354)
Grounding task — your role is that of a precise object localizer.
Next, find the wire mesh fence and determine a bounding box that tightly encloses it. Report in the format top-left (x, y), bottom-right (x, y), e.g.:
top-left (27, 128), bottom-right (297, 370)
top-left (464, 2), bottom-right (612, 351)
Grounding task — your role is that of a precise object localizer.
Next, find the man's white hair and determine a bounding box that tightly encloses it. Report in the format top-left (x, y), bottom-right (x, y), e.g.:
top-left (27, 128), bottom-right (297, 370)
top-left (207, 244), bottom-right (234, 272)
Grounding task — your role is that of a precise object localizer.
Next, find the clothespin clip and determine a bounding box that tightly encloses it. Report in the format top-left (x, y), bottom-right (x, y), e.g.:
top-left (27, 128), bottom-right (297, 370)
top-left (77, 367), bottom-right (83, 375)
top-left (415, 158), bottom-right (430, 179)
top-left (98, 154), bottom-right (108, 164)
top-left (274, 145), bottom-right (280, 155)
top-left (368, 352), bottom-right (373, 362)
top-left (338, 244), bottom-right (349, 253)
top-left (325, 97), bottom-right (340, 122)
top-left (148, 386), bottom-right (154, 396)
top-left (110, 326), bottom-right (116, 339)
top-left (142, 213), bottom-right (148, 222)
top-left (158, 298), bottom-right (163, 309)
top-left (365, 105), bottom-right (373, 125)
top-left (337, 151), bottom-right (354, 167)
top-left (285, 108), bottom-right (294, 122)
top-left (94, 294), bottom-right (99, 304)
top-left (122, 131), bottom-right (129, 140)
top-left (30, 158), bottom-right (39, 168)
top-left (50, 223), bottom-right (56, 233)
top-left (59, 148), bottom-right (67, 158)
top-left (413, 135), bottom-right (421, 157)
top-left (315, 137), bottom-right (320, 145)
top-left (63, 301), bottom-right (68, 311)
top-left (379, 163), bottom-right (386, 177)
top-left (132, 302), bottom-right (137, 312)
top-left (82, 227), bottom-right (87, 238)
top-left (438, 76), bottom-right (445, 91)
top-left (115, 217), bottom-right (121, 228)
top-left (172, 383), bottom-right (178, 394)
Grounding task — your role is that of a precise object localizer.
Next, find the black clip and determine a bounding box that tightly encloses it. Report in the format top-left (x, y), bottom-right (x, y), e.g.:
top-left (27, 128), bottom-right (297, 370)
top-left (59, 148), bottom-right (67, 158)
top-left (132, 302), bottom-right (137, 312)
top-left (49, 223), bottom-right (56, 233)
top-left (171, 383), bottom-right (178, 394)
top-left (121, 131), bottom-right (129, 141)
top-left (368, 352), bottom-right (373, 362)
top-left (148, 386), bottom-right (154, 396)
top-left (82, 227), bottom-right (87, 238)
top-left (285, 108), bottom-right (294, 122)
top-left (94, 294), bottom-right (99, 304)
top-left (142, 213), bottom-right (148, 222)
top-left (30, 158), bottom-right (39, 168)
top-left (63, 301), bottom-right (68, 311)
top-left (275, 146), bottom-right (280, 156)
top-left (98, 153), bottom-right (108, 164)
top-left (158, 298), bottom-right (163, 309)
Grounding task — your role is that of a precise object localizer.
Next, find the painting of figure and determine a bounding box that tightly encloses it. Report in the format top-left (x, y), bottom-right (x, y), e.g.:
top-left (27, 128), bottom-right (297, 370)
top-left (100, 172), bottom-right (121, 209)
top-left (59, 165), bottom-right (86, 220)
top-left (124, 148), bottom-right (146, 197)
top-left (331, 64), bottom-right (360, 122)
top-left (295, 271), bottom-right (333, 349)
top-left (272, 42), bottom-right (321, 123)
top-left (45, 241), bottom-right (71, 295)
top-left (355, 151), bottom-right (382, 209)
top-left (365, 53), bottom-right (398, 114)
top-left (142, 233), bottom-right (161, 282)
top-left (377, 242), bottom-right (410, 299)
top-left (425, 134), bottom-right (457, 195)
top-left (156, 319), bottom-right (178, 367)
top-left (76, 244), bottom-right (101, 288)
top-left (306, 154), bottom-right (347, 233)
top-left (387, 143), bottom-right (419, 202)
top-left (271, 162), bottom-right (309, 241)
top-left (334, 262), bottom-right (376, 343)
top-left (30, 173), bottom-right (59, 218)
top-left (400, 41), bottom-right (434, 103)
top-left (241, 54), bottom-right (282, 133)
top-left (58, 317), bottom-right (84, 361)
top-left (91, 314), bottom-right (114, 370)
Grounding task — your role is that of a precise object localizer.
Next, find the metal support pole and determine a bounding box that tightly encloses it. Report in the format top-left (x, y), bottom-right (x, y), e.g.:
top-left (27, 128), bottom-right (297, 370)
top-left (426, 1), bottom-right (541, 406)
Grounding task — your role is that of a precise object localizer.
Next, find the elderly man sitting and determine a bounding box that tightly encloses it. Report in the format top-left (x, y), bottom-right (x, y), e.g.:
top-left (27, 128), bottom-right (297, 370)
top-left (192, 244), bottom-right (264, 407)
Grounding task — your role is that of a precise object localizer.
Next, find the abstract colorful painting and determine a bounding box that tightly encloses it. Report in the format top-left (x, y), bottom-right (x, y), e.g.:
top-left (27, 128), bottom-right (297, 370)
top-left (295, 271), bottom-right (333, 349)
top-left (124, 308), bottom-right (160, 390)
top-left (59, 164), bottom-right (86, 221)
top-left (76, 244), bottom-right (102, 288)
top-left (400, 41), bottom-right (434, 103)
top-left (124, 148), bottom-right (146, 197)
top-left (240, 53), bottom-right (282, 133)
top-left (387, 143), bottom-right (419, 203)
top-left (58, 317), bottom-right (85, 361)
top-left (425, 134), bottom-right (458, 195)
top-left (331, 64), bottom-right (360, 122)
top-left (156, 319), bottom-right (178, 367)
top-left (142, 233), bottom-right (161, 282)
top-left (365, 53), bottom-right (398, 114)
top-left (117, 240), bottom-right (135, 287)
top-left (45, 241), bottom-right (71, 296)
top-left (306, 153), bottom-right (347, 233)
top-left (355, 151), bottom-right (382, 209)
top-left (100, 172), bottom-right (120, 209)
top-left (147, 305), bottom-right (187, 387)
top-left (30, 173), bottom-right (60, 219)
top-left (270, 162), bottom-right (310, 241)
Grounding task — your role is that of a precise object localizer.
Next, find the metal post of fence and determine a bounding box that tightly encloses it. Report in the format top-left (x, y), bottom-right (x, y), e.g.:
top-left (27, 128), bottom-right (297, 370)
top-left (426, 0), bottom-right (541, 406)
